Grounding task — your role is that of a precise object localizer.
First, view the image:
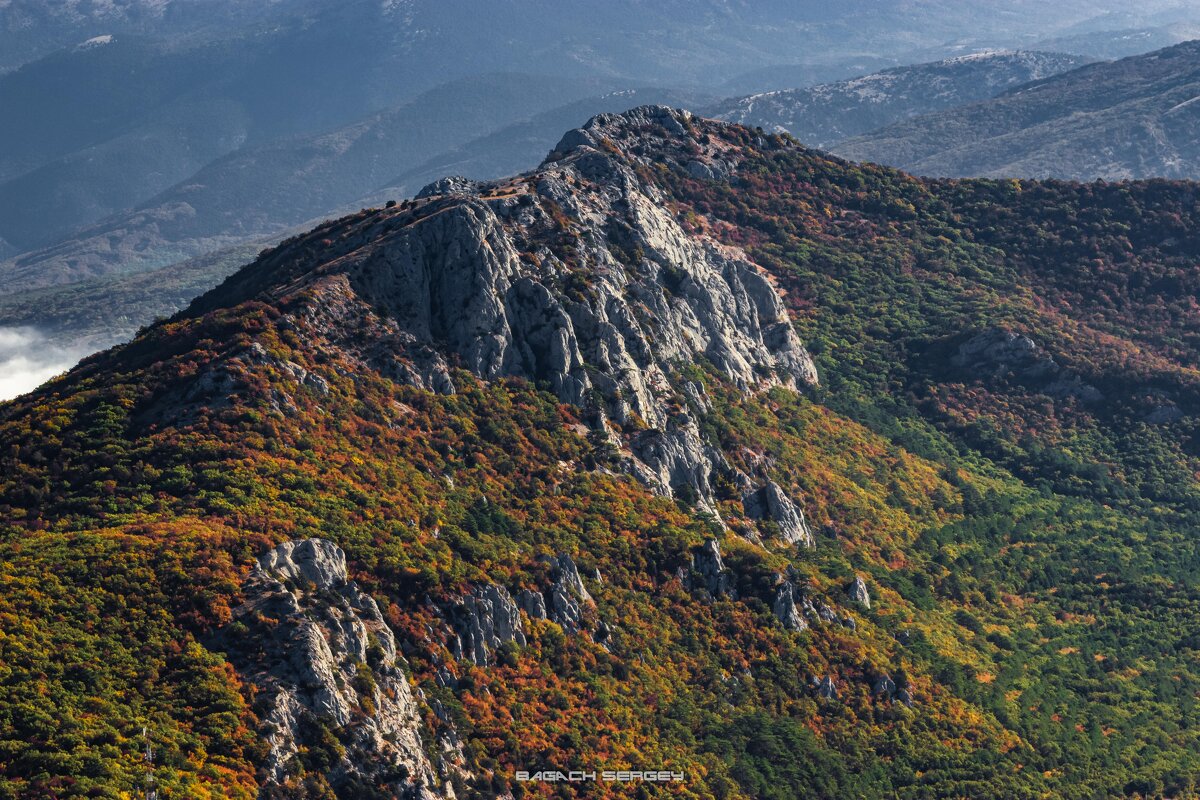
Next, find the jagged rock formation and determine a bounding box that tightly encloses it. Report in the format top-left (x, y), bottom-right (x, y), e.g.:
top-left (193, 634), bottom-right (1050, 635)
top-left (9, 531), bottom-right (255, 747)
top-left (814, 675), bottom-right (838, 700)
top-left (415, 176), bottom-right (481, 199)
top-left (691, 538), bottom-right (737, 599)
top-left (226, 539), bottom-right (441, 798)
top-left (594, 619), bottom-right (613, 649)
top-left (517, 588), bottom-right (547, 620)
top-left (772, 579), bottom-right (808, 631)
top-left (873, 674), bottom-right (897, 699)
top-left (744, 481), bottom-right (815, 547)
top-left (544, 553), bottom-right (594, 632)
top-left (197, 106), bottom-right (818, 524)
top-left (848, 575), bottom-right (872, 609)
top-left (427, 697), bottom-right (471, 786)
top-left (449, 583), bottom-right (527, 666)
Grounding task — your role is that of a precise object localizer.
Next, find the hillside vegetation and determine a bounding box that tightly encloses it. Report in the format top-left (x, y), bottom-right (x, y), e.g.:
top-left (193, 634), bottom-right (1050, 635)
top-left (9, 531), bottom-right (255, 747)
top-left (1, 109), bottom-right (1199, 799)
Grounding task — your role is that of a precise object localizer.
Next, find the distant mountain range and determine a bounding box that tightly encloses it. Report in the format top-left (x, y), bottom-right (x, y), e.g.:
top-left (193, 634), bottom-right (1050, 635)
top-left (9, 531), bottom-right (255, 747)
top-left (4, 0), bottom-right (1188, 76)
top-left (834, 40), bottom-right (1200, 180)
top-left (0, 86), bottom-right (709, 356)
top-left (9, 39), bottom-right (1200, 379)
top-left (707, 51), bottom-right (1091, 148)
top-left (0, 73), bottom-right (625, 292)
top-left (1031, 21), bottom-right (1200, 59)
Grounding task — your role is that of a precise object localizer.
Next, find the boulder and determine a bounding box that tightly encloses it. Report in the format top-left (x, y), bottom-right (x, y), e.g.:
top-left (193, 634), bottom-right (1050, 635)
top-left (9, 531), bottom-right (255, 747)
top-left (744, 481), bottom-right (815, 547)
top-left (847, 575), bottom-right (871, 609)
top-left (772, 580), bottom-right (809, 631)
top-left (691, 538), bottom-right (737, 599)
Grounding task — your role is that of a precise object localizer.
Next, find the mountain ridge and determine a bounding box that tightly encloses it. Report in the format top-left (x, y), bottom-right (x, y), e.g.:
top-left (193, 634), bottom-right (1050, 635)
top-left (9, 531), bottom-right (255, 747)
top-left (707, 50), bottom-right (1092, 147)
top-left (834, 38), bottom-right (1200, 179)
top-left (4, 106), bottom-right (1200, 799)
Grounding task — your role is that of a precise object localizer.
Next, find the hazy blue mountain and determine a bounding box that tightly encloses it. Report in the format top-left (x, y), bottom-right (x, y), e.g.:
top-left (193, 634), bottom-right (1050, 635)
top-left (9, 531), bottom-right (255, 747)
top-left (718, 57), bottom-right (903, 95)
top-left (834, 40), bottom-right (1200, 180)
top-left (1031, 23), bottom-right (1200, 59)
top-left (4, 0), bottom-right (1194, 77)
top-left (707, 51), bottom-right (1091, 148)
top-left (0, 0), bottom-right (318, 71)
top-left (4, 0), bottom-right (1195, 255)
top-left (0, 73), bottom-right (616, 293)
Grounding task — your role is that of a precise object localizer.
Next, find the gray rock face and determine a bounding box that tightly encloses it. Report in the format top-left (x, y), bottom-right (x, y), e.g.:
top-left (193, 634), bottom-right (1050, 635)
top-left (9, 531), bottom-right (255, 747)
top-left (450, 583), bottom-right (526, 666)
top-left (416, 175), bottom-right (481, 198)
top-left (256, 537), bottom-right (348, 589)
top-left (517, 588), bottom-right (547, 620)
top-left (594, 619), bottom-right (613, 648)
top-left (544, 553), bottom-right (594, 632)
top-left (772, 580), bottom-right (808, 631)
top-left (552, 553), bottom-right (592, 604)
top-left (744, 481), bottom-right (815, 547)
top-left (954, 328), bottom-right (1048, 376)
top-left (282, 107), bottom-right (818, 523)
top-left (848, 575), bottom-right (872, 609)
top-left (873, 674), bottom-right (897, 699)
top-left (691, 538), bottom-right (737, 599)
top-left (1145, 404), bottom-right (1185, 424)
top-left (815, 675), bottom-right (838, 700)
top-left (227, 539), bottom-right (440, 797)
top-left (631, 418), bottom-right (730, 517)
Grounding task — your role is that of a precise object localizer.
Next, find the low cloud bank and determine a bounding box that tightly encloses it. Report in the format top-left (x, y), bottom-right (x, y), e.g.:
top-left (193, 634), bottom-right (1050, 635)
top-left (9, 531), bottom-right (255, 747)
top-left (0, 327), bottom-right (91, 401)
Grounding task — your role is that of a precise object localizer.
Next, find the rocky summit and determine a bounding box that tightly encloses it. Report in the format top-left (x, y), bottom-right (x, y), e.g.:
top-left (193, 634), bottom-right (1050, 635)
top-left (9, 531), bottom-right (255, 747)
top-left (192, 106), bottom-right (817, 524)
top-left (3, 104), bottom-right (1200, 800)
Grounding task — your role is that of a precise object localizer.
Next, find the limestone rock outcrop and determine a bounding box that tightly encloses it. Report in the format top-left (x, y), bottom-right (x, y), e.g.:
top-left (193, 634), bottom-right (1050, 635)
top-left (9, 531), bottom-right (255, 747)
top-left (772, 580), bottom-right (808, 631)
top-left (225, 539), bottom-right (442, 798)
top-left (873, 674), bottom-right (897, 699)
top-left (744, 481), bottom-right (815, 547)
top-left (544, 553), bottom-right (594, 632)
top-left (449, 583), bottom-right (526, 666)
top-left (517, 588), bottom-right (548, 620)
top-left (814, 675), bottom-right (838, 700)
top-left (691, 538), bottom-right (737, 599)
top-left (240, 107), bottom-right (819, 525)
top-left (952, 327), bottom-right (1101, 403)
top-left (848, 575), bottom-right (872, 609)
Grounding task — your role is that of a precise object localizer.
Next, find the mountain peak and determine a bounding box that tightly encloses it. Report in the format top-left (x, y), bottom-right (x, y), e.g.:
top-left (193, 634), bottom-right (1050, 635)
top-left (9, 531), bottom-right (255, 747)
top-left (552, 104), bottom-right (696, 152)
top-left (539, 104), bottom-right (798, 193)
top-left (175, 109), bottom-right (814, 520)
